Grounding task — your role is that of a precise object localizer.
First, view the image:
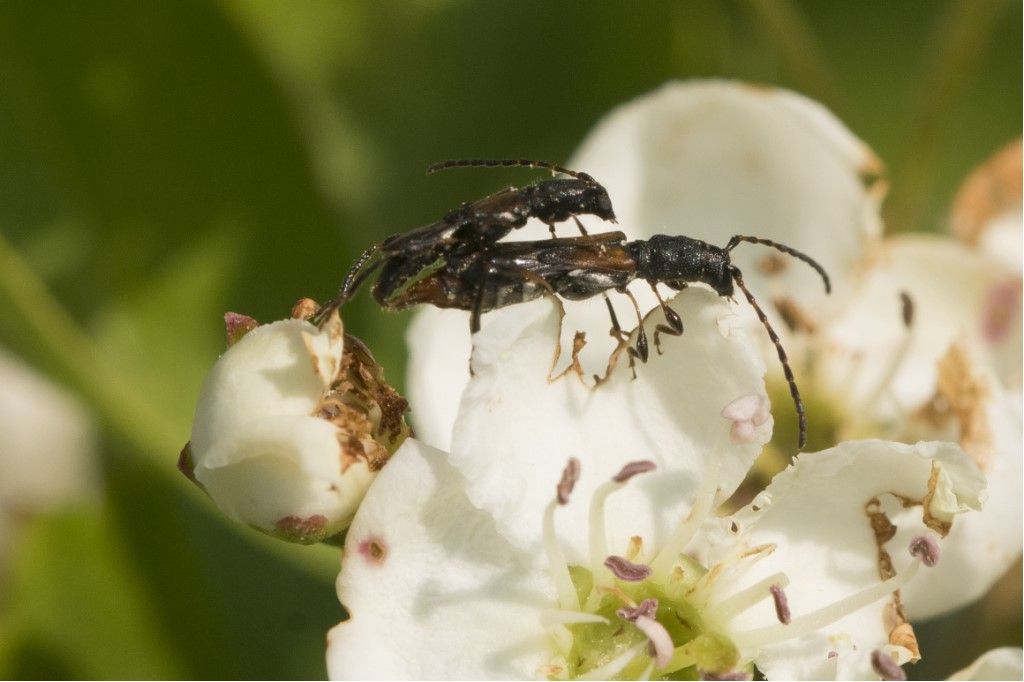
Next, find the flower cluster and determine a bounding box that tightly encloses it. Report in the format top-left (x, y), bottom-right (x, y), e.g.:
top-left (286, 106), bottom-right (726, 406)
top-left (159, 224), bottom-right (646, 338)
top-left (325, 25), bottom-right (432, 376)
top-left (186, 81), bottom-right (1021, 679)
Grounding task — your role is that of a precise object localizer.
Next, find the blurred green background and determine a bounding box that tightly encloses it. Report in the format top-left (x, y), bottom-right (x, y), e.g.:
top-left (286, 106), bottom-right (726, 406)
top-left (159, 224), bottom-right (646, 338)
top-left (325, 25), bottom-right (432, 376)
top-left (0, 1), bottom-right (1018, 678)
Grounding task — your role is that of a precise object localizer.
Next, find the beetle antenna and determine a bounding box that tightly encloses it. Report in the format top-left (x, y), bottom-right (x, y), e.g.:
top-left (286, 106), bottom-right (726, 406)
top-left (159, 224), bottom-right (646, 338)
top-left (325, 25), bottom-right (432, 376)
top-left (427, 159), bottom-right (595, 183)
top-left (312, 244), bottom-right (384, 327)
top-left (725, 235), bottom-right (831, 294)
top-left (730, 265), bottom-right (807, 450)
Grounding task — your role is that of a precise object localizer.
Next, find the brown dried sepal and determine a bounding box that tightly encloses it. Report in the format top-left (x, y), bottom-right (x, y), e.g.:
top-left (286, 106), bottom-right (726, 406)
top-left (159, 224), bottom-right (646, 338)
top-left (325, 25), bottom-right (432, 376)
top-left (950, 139), bottom-right (1022, 245)
top-left (934, 343), bottom-right (994, 471)
top-left (291, 297), bottom-right (320, 320)
top-left (311, 331), bottom-right (410, 476)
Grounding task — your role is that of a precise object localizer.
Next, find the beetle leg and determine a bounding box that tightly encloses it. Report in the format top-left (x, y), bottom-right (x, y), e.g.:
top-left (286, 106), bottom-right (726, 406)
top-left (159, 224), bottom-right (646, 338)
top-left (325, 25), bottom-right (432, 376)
top-left (620, 288), bottom-right (649, 366)
top-left (571, 215), bottom-right (590, 236)
top-left (602, 293), bottom-right (636, 378)
top-left (650, 284), bottom-right (684, 355)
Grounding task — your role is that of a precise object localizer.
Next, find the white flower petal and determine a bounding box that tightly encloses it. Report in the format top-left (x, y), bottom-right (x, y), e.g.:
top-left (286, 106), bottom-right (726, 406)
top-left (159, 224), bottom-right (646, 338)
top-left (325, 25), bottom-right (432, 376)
top-left (327, 439), bottom-right (554, 680)
top-left (902, 388), bottom-right (1022, 619)
top-left (0, 347), bottom-right (99, 567)
top-left (720, 440), bottom-right (983, 680)
top-left (450, 291), bottom-right (770, 560)
top-left (193, 415), bottom-right (370, 540)
top-left (405, 306), bottom-right (473, 452)
top-left (0, 348), bottom-right (98, 513)
top-left (820, 235), bottom-right (1021, 417)
top-left (948, 646), bottom-right (1023, 680)
top-left (569, 80), bottom-right (883, 304)
top-left (190, 316), bottom-right (343, 456)
top-left (404, 80), bottom-right (881, 454)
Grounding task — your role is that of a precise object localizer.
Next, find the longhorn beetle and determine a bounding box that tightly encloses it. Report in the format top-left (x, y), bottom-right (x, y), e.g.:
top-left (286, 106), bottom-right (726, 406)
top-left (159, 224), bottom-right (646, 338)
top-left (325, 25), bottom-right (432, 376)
top-left (382, 230), bottom-right (831, 449)
top-left (312, 159), bottom-right (616, 325)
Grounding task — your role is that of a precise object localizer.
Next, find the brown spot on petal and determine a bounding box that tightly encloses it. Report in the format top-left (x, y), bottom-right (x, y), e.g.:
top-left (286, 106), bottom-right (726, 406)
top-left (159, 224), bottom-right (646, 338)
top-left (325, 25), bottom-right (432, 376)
top-left (291, 297), bottom-right (319, 320)
top-left (357, 536), bottom-right (387, 565)
top-left (935, 343), bottom-right (994, 471)
top-left (224, 312), bottom-right (258, 348)
top-left (950, 139), bottom-right (1022, 245)
top-left (276, 514), bottom-right (328, 544)
top-left (865, 497), bottom-right (898, 580)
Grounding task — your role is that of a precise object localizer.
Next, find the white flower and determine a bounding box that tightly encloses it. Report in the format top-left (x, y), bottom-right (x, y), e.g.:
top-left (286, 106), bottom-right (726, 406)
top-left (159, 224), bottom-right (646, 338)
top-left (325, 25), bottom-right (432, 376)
top-left (410, 81), bottom-right (1023, 621)
top-left (329, 292), bottom-right (984, 679)
top-left (184, 306), bottom-right (409, 543)
top-left (327, 435), bottom-right (983, 680)
top-left (0, 347), bottom-right (98, 569)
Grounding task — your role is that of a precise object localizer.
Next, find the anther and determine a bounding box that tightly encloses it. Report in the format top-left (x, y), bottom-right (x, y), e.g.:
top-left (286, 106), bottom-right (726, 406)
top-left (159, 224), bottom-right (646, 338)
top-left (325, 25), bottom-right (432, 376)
top-left (557, 458), bottom-right (581, 505)
top-left (769, 583), bottom-right (791, 624)
top-left (908, 535), bottom-right (941, 567)
top-left (616, 598), bottom-right (658, 622)
top-left (899, 291), bottom-right (914, 328)
top-left (871, 649), bottom-right (907, 681)
top-left (604, 555), bottom-right (653, 582)
top-left (613, 460), bottom-right (657, 482)
top-left (721, 394), bottom-right (770, 444)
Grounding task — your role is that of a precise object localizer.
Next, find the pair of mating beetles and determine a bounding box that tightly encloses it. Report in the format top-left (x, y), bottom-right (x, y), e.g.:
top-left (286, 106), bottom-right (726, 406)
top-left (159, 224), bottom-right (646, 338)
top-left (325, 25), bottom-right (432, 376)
top-left (314, 160), bottom-right (830, 449)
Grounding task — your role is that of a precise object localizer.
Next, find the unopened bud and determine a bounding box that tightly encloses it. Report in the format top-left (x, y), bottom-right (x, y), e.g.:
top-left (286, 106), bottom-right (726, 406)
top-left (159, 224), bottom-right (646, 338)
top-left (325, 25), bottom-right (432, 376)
top-left (185, 306), bottom-right (409, 544)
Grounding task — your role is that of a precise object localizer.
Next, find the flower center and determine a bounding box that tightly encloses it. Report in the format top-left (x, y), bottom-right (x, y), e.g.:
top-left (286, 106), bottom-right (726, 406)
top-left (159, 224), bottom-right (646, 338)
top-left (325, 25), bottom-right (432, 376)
top-left (540, 432), bottom-right (939, 680)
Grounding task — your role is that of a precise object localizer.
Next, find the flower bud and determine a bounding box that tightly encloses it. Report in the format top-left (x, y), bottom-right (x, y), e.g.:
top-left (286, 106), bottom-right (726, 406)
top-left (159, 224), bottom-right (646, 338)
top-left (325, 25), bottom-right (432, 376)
top-left (182, 307), bottom-right (409, 544)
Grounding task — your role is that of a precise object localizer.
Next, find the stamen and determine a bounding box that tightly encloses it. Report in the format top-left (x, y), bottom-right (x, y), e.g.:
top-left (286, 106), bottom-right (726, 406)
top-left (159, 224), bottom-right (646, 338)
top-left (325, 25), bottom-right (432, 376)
top-left (708, 572), bottom-right (790, 623)
top-left (558, 458), bottom-right (581, 505)
top-left (908, 534), bottom-right (940, 567)
top-left (614, 460), bottom-right (657, 482)
top-left (540, 610), bottom-right (610, 626)
top-left (543, 499), bottom-right (579, 612)
top-left (617, 598), bottom-right (658, 622)
top-left (732, 560), bottom-right (923, 649)
top-left (769, 584), bottom-right (791, 624)
top-left (545, 459), bottom-right (583, 611)
top-left (605, 555), bottom-right (652, 582)
top-left (871, 649), bottom-right (907, 681)
top-left (651, 446), bottom-right (722, 577)
top-left (576, 643), bottom-right (645, 680)
top-left (860, 291), bottom-right (916, 410)
top-left (589, 462), bottom-right (656, 586)
top-left (638, 661), bottom-right (656, 681)
top-left (635, 616), bottom-right (674, 668)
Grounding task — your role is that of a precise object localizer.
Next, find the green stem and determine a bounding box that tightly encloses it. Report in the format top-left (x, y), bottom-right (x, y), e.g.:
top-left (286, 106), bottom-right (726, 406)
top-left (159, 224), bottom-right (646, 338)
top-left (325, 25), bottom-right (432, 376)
top-left (0, 230), bottom-right (178, 457)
